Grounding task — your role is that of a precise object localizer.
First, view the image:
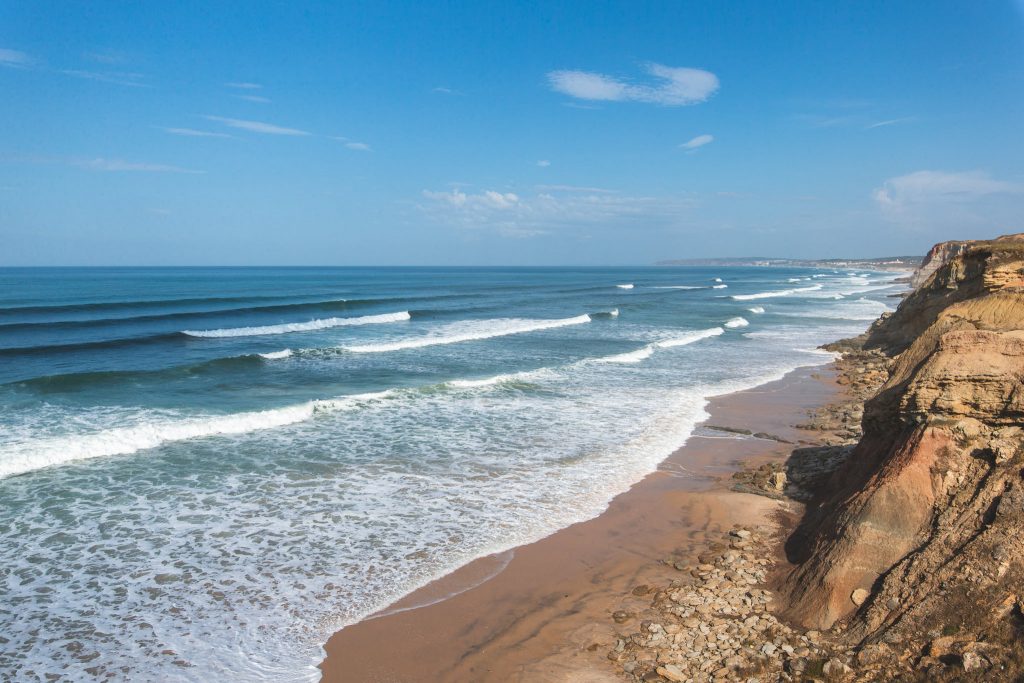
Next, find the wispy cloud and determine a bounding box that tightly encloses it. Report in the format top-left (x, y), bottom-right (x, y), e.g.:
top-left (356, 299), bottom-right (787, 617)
top-left (160, 126), bottom-right (232, 138)
top-left (537, 160), bottom-right (551, 167)
top-left (866, 117), bottom-right (916, 129)
top-left (62, 69), bottom-right (149, 87)
top-left (420, 185), bottom-right (694, 237)
top-left (547, 63), bottom-right (719, 106)
top-left (796, 113), bottom-right (859, 128)
top-left (680, 134), bottom-right (714, 151)
top-left (873, 170), bottom-right (1023, 228)
top-left (205, 116), bottom-right (310, 136)
top-left (235, 94), bottom-right (271, 104)
top-left (331, 136), bottom-right (371, 151)
top-left (226, 82), bottom-right (262, 90)
top-left (84, 50), bottom-right (128, 65)
top-left (536, 184), bottom-right (617, 194)
top-left (0, 48), bottom-right (32, 68)
top-left (73, 157), bottom-right (204, 173)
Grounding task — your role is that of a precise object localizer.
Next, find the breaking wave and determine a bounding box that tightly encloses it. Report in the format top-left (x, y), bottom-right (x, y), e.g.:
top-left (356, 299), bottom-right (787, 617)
top-left (730, 285), bottom-right (823, 301)
top-left (343, 315), bottom-right (592, 353)
top-left (183, 311), bottom-right (411, 338)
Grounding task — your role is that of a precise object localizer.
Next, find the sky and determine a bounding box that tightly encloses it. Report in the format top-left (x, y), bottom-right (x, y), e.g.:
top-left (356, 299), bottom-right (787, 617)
top-left (1, 1), bottom-right (1023, 266)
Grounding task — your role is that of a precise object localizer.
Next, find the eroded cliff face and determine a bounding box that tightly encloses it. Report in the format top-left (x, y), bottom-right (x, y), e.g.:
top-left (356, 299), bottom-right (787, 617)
top-left (908, 239), bottom-right (969, 289)
top-left (783, 234), bottom-right (1024, 651)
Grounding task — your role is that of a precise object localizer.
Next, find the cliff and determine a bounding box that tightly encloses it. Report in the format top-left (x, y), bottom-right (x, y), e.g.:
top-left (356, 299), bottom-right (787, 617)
top-left (907, 239), bottom-right (970, 289)
top-left (782, 233), bottom-right (1024, 675)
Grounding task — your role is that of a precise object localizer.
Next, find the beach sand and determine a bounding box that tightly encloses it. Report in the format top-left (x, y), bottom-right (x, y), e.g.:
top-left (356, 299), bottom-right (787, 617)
top-left (319, 365), bottom-right (838, 682)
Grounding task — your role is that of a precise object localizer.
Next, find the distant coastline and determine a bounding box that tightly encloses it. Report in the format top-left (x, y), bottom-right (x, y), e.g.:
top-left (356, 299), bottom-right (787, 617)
top-left (656, 256), bottom-right (919, 272)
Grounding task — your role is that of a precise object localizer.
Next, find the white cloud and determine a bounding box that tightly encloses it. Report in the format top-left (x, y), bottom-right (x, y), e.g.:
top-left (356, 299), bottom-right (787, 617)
top-left (537, 160), bottom-right (551, 167)
top-left (874, 170), bottom-right (1021, 206)
top-left (420, 186), bottom-right (694, 237)
top-left (235, 94), bottom-right (271, 104)
top-left (205, 116), bottom-right (310, 136)
top-left (680, 134), bottom-right (714, 150)
top-left (536, 184), bottom-right (617, 194)
top-left (0, 48), bottom-right (31, 67)
top-left (873, 170), bottom-right (1024, 229)
top-left (226, 82), bottom-right (262, 89)
top-left (73, 158), bottom-right (204, 173)
top-left (161, 127), bottom-right (232, 138)
top-left (330, 137), bottom-right (372, 151)
top-left (84, 51), bottom-right (127, 65)
top-left (866, 117), bottom-right (915, 129)
top-left (547, 63), bottom-right (719, 106)
top-left (62, 69), bottom-right (149, 87)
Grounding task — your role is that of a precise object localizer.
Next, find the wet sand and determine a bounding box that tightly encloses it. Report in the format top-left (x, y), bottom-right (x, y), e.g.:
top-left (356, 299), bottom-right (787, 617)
top-left (319, 365), bottom-right (838, 682)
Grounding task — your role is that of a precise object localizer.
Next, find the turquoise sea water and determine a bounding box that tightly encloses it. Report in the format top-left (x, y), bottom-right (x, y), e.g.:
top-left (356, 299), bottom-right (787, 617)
top-left (0, 266), bottom-right (899, 681)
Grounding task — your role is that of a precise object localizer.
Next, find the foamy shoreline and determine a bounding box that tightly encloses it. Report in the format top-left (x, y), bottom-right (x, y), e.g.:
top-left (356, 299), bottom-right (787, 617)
top-left (318, 362), bottom-right (844, 681)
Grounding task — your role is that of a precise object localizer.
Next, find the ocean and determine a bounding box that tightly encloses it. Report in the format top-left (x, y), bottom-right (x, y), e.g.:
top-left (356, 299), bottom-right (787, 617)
top-left (0, 266), bottom-right (899, 681)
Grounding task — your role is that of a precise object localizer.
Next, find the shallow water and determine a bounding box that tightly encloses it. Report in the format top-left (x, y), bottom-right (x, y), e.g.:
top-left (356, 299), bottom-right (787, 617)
top-left (0, 266), bottom-right (898, 681)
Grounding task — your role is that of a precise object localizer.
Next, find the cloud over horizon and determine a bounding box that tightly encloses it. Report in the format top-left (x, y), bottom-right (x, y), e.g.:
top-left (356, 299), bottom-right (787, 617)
top-left (420, 186), bottom-right (694, 237)
top-left (873, 170), bottom-right (1023, 229)
top-left (547, 63), bottom-right (719, 106)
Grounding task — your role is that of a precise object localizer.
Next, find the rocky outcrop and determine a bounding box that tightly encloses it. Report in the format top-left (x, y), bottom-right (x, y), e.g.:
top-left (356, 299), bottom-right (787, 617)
top-left (783, 232), bottom-right (1024, 658)
top-left (908, 239), bottom-right (969, 289)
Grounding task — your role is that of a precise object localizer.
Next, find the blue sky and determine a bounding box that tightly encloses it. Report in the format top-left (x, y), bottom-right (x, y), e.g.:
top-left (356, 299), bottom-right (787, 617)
top-left (1, 1), bottom-right (1022, 265)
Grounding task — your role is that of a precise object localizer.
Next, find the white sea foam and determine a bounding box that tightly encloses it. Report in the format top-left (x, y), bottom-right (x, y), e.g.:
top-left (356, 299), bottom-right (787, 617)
top-left (0, 270), bottom-right (895, 683)
top-left (593, 345), bottom-right (656, 364)
top-left (588, 326), bottom-right (726, 363)
top-left (311, 390), bottom-right (400, 413)
top-left (445, 369), bottom-right (553, 388)
top-left (258, 349), bottom-right (293, 360)
top-left (0, 404), bottom-right (316, 479)
top-left (609, 308), bottom-right (620, 317)
top-left (778, 297), bottom-right (890, 321)
top-left (344, 314), bottom-right (592, 353)
top-left (713, 277), bottom-right (723, 282)
top-left (654, 327), bottom-right (725, 348)
top-left (724, 316), bottom-right (749, 328)
top-left (748, 306), bottom-right (765, 314)
top-left (730, 284), bottom-right (823, 300)
top-left (796, 347), bottom-right (842, 358)
top-left (183, 311), bottom-right (411, 338)
top-left (712, 284), bottom-right (728, 289)
top-left (652, 285), bottom-right (703, 290)
top-left (616, 283), bottom-right (634, 289)
top-left (0, 391), bottom-right (423, 479)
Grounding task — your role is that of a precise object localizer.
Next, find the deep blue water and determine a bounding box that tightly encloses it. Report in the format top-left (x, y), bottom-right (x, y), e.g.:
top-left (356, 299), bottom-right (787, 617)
top-left (0, 266), bottom-right (899, 681)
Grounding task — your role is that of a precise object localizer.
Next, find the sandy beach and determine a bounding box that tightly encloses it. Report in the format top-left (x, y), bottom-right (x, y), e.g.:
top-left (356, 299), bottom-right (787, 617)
top-left (320, 365), bottom-right (841, 682)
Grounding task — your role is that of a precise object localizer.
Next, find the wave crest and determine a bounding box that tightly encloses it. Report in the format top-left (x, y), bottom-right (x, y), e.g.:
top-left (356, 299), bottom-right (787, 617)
top-left (730, 284), bottom-right (823, 301)
top-left (344, 314), bottom-right (591, 353)
top-left (654, 327), bottom-right (725, 348)
top-left (183, 311), bottom-right (411, 338)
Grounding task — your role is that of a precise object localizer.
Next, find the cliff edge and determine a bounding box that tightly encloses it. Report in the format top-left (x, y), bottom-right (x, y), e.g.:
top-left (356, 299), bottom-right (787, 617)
top-left (783, 232), bottom-right (1024, 675)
